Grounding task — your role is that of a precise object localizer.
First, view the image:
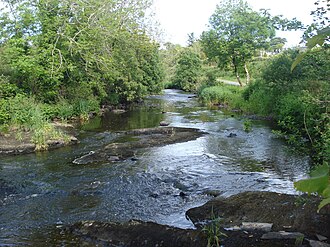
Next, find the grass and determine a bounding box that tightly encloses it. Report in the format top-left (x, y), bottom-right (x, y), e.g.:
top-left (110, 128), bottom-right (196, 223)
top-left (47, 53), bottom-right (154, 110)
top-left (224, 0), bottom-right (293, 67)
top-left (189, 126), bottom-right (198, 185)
top-left (202, 208), bottom-right (227, 247)
top-left (0, 94), bottom-right (100, 150)
top-left (199, 84), bottom-right (244, 110)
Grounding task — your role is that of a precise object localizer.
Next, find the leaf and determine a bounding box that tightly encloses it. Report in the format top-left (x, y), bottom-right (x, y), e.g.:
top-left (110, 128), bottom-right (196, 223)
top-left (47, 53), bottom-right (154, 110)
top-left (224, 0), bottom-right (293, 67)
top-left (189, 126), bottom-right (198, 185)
top-left (291, 27), bottom-right (330, 71)
top-left (306, 34), bottom-right (326, 49)
top-left (318, 197), bottom-right (330, 213)
top-left (322, 184), bottom-right (330, 198)
top-left (291, 53), bottom-right (305, 72)
top-left (294, 163), bottom-right (329, 195)
top-left (310, 163), bottom-right (329, 177)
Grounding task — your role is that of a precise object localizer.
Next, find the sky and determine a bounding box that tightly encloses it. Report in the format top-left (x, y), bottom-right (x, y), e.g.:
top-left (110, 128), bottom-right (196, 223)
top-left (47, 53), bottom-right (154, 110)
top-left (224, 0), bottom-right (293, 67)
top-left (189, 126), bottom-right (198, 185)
top-left (152, 0), bottom-right (316, 47)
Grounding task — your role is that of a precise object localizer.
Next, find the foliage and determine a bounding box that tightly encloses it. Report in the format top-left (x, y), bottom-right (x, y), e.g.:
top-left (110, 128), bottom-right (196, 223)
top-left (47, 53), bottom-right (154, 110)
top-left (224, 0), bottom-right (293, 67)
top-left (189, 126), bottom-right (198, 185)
top-left (292, 27), bottom-right (330, 71)
top-left (243, 120), bottom-right (252, 132)
top-left (200, 0), bottom-right (301, 85)
top-left (0, 0), bottom-right (163, 104)
top-left (243, 48), bottom-right (330, 163)
top-left (159, 43), bottom-right (185, 88)
top-left (202, 209), bottom-right (227, 247)
top-left (199, 85), bottom-right (243, 109)
top-left (1, 94), bottom-right (68, 150)
top-left (172, 49), bottom-right (203, 92)
top-left (294, 163), bottom-right (330, 212)
top-left (292, 0), bottom-right (329, 71)
top-left (268, 37), bottom-right (287, 54)
top-left (0, 76), bottom-right (21, 99)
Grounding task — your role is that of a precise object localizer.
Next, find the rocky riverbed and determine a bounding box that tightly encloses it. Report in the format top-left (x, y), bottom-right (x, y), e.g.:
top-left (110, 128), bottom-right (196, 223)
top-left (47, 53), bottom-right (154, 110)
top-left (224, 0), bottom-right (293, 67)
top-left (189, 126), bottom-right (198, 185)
top-left (63, 191), bottom-right (330, 247)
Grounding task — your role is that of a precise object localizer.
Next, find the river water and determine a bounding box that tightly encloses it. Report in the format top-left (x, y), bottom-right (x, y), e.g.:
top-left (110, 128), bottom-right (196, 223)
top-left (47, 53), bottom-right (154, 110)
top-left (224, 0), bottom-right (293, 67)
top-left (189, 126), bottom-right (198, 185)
top-left (0, 89), bottom-right (310, 245)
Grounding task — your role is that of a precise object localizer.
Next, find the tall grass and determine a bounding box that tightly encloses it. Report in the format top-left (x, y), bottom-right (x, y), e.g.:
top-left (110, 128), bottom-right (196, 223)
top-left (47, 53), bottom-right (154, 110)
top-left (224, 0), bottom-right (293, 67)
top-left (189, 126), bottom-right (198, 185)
top-left (199, 85), bottom-right (244, 110)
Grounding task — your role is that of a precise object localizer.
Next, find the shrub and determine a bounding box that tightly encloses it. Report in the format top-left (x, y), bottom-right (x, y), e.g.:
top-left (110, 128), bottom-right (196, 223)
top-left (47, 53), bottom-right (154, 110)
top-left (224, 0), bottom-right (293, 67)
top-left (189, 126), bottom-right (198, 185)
top-left (199, 85), bottom-right (243, 108)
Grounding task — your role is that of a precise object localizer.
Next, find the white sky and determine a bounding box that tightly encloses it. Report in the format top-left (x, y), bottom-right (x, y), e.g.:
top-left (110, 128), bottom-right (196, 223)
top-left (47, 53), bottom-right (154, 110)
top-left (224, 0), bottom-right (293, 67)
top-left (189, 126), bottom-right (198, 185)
top-left (153, 0), bottom-right (316, 47)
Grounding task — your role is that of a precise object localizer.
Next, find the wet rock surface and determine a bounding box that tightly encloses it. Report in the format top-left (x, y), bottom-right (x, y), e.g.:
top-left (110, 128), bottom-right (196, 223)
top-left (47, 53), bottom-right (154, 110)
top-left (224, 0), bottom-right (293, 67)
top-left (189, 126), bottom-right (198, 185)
top-left (65, 220), bottom-right (206, 247)
top-left (63, 191), bottom-right (330, 247)
top-left (73, 127), bottom-right (205, 165)
top-left (186, 191), bottom-right (330, 238)
top-left (0, 122), bottom-right (79, 155)
top-left (0, 137), bottom-right (79, 155)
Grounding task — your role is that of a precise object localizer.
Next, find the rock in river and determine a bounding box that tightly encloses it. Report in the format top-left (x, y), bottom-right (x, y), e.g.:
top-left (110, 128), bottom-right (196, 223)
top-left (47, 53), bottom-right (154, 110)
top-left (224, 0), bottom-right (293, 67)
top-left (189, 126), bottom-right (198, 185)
top-left (73, 127), bottom-right (205, 165)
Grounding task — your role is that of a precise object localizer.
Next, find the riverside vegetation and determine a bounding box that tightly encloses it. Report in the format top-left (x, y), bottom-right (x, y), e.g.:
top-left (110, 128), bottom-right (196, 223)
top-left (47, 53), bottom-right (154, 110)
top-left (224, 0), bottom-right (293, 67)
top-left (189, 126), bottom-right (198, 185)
top-left (0, 0), bottom-right (164, 149)
top-left (161, 0), bottom-right (329, 211)
top-left (0, 0), bottom-right (329, 238)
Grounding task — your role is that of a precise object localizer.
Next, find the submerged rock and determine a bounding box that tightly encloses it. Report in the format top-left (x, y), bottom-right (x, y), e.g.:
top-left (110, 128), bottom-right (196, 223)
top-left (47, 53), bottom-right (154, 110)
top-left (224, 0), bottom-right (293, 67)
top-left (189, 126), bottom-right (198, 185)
top-left (73, 127), bottom-right (205, 165)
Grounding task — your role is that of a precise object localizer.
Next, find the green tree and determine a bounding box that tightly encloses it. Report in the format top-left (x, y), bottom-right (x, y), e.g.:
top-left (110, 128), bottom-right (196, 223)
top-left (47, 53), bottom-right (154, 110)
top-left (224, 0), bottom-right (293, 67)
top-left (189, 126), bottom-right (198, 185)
top-left (201, 0), bottom-right (301, 86)
top-left (160, 43), bottom-right (184, 88)
top-left (0, 0), bottom-right (163, 104)
top-left (173, 49), bottom-right (202, 91)
top-left (268, 37), bottom-right (287, 54)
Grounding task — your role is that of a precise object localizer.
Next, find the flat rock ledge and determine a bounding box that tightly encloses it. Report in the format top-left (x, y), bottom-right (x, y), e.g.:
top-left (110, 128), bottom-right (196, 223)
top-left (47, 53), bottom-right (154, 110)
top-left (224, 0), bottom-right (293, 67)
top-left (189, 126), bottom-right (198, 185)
top-left (0, 136), bottom-right (79, 155)
top-left (64, 220), bottom-right (206, 247)
top-left (62, 191), bottom-right (329, 247)
top-left (73, 127), bottom-right (205, 165)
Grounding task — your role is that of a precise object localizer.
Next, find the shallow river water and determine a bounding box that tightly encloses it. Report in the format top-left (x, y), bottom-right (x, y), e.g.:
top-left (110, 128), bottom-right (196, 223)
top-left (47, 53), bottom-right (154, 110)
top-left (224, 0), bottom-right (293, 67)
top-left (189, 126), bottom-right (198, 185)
top-left (0, 89), bottom-right (310, 245)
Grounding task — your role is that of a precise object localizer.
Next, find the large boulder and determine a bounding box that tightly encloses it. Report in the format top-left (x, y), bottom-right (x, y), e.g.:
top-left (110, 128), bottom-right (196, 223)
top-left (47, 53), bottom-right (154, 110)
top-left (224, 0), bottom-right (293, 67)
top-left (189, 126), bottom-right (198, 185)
top-left (186, 191), bottom-right (330, 238)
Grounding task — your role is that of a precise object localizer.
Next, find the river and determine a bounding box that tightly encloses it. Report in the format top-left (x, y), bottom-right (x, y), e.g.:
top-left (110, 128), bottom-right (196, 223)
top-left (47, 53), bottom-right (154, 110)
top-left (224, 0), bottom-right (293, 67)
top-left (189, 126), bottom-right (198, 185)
top-left (0, 89), bottom-right (310, 245)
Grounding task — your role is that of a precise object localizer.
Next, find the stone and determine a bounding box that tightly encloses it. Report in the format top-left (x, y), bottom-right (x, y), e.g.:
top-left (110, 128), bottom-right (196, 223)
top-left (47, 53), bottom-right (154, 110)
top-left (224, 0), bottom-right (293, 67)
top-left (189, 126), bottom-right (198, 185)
top-left (241, 222), bottom-right (273, 232)
top-left (73, 127), bottom-right (205, 165)
top-left (159, 121), bottom-right (170, 126)
top-left (65, 220), bottom-right (206, 247)
top-left (261, 231), bottom-right (304, 240)
top-left (227, 133), bottom-right (237, 138)
top-left (112, 109), bottom-right (126, 114)
top-left (186, 191), bottom-right (330, 238)
top-left (309, 240), bottom-right (330, 247)
top-left (316, 234), bottom-right (328, 242)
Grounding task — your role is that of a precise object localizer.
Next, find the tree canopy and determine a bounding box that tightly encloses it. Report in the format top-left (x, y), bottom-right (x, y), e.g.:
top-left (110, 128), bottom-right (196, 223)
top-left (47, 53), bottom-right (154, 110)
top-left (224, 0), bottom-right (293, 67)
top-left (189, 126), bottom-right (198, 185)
top-left (0, 0), bottom-right (163, 104)
top-left (200, 0), bottom-right (302, 86)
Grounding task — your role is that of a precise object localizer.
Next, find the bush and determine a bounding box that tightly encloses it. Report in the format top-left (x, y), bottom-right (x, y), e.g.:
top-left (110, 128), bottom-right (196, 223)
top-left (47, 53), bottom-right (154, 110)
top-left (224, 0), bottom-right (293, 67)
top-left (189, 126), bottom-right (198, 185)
top-left (199, 85), bottom-right (243, 108)
top-left (244, 48), bottom-right (330, 162)
top-left (0, 76), bottom-right (21, 99)
top-left (0, 94), bottom-right (67, 150)
top-left (0, 99), bottom-right (10, 124)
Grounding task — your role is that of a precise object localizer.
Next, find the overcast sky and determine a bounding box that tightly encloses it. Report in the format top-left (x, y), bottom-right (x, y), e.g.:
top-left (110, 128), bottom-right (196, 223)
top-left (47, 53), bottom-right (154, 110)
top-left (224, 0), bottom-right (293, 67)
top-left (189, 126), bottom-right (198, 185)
top-left (153, 0), bottom-right (316, 47)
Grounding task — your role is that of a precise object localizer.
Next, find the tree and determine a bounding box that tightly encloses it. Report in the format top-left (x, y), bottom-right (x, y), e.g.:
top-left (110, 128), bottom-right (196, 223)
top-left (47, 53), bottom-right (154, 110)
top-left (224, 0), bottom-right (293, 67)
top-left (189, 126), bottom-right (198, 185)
top-left (201, 0), bottom-right (301, 86)
top-left (292, 0), bottom-right (329, 71)
top-left (173, 49), bottom-right (202, 91)
top-left (159, 43), bottom-right (184, 87)
top-left (269, 37), bottom-right (287, 54)
top-left (0, 0), bottom-right (163, 104)
top-left (187, 32), bottom-right (197, 47)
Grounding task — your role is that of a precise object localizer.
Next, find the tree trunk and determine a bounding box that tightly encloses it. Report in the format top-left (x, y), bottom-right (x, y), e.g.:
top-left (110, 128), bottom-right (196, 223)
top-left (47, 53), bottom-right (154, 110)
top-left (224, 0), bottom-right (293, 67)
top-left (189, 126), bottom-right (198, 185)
top-left (234, 63), bottom-right (243, 87)
top-left (244, 62), bottom-right (250, 85)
